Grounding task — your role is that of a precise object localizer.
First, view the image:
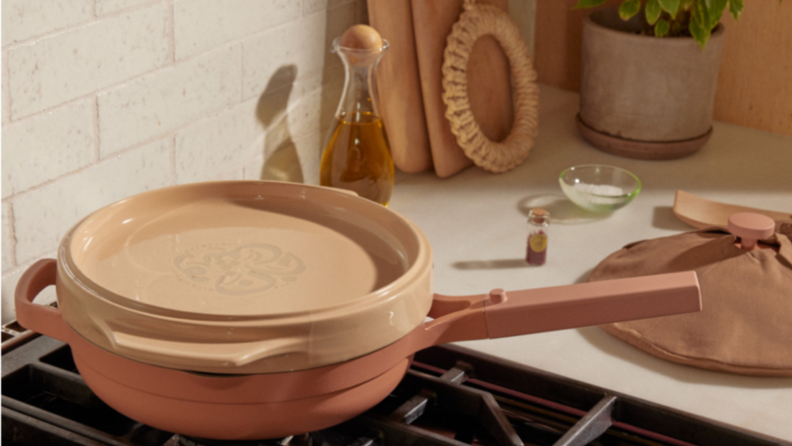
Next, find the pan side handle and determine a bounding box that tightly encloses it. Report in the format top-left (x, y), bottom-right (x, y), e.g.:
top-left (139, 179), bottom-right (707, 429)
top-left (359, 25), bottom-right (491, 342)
top-left (14, 259), bottom-right (71, 343)
top-left (483, 271), bottom-right (701, 339)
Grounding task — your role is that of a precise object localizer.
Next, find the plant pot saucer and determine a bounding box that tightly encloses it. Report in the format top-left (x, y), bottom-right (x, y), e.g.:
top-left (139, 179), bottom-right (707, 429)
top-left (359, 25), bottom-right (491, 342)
top-left (576, 114), bottom-right (712, 160)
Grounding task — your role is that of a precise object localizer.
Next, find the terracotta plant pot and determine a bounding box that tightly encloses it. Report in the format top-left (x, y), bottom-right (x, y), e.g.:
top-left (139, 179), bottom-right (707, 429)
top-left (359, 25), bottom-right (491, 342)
top-left (578, 8), bottom-right (724, 160)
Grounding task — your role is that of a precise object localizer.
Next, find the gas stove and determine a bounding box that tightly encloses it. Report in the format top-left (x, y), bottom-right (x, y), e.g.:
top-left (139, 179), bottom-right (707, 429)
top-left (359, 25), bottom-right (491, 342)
top-left (2, 325), bottom-right (787, 446)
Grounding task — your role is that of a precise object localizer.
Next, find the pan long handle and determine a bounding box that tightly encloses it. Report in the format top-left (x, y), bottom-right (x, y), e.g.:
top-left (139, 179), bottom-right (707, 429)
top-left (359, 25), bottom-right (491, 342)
top-left (14, 259), bottom-right (71, 343)
top-left (483, 271), bottom-right (701, 339)
top-left (418, 271), bottom-right (701, 348)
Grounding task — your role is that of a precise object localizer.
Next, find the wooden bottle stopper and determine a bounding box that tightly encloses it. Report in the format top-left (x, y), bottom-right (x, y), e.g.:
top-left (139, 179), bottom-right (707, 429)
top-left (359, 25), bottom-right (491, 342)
top-left (339, 25), bottom-right (383, 50)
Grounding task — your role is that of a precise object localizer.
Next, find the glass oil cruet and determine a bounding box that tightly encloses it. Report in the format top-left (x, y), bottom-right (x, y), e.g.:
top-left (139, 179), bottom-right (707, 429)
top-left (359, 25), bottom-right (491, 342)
top-left (320, 25), bottom-right (394, 206)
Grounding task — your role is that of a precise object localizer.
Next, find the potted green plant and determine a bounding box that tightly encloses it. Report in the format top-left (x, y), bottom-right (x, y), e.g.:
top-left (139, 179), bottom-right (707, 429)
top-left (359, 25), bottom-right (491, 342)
top-left (573, 0), bottom-right (743, 160)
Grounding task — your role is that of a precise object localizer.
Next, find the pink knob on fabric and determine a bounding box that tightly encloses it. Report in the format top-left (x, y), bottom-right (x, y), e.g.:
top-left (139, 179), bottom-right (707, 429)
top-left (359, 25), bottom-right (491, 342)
top-left (727, 212), bottom-right (775, 250)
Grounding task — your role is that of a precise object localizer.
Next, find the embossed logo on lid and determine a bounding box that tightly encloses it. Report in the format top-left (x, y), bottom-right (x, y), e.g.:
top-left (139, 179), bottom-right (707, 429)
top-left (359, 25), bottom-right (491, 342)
top-left (173, 243), bottom-right (306, 296)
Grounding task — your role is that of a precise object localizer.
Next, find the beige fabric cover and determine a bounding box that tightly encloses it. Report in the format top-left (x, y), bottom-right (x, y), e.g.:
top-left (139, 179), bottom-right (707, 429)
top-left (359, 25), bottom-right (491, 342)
top-left (589, 221), bottom-right (792, 376)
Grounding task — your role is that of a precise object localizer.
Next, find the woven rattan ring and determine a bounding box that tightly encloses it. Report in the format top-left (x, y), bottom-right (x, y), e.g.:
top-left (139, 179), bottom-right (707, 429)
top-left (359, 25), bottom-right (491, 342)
top-left (442, 0), bottom-right (539, 173)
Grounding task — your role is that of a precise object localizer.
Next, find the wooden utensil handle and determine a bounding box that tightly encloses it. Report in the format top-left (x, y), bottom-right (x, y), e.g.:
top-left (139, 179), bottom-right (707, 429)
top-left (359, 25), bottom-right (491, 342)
top-left (673, 190), bottom-right (791, 229)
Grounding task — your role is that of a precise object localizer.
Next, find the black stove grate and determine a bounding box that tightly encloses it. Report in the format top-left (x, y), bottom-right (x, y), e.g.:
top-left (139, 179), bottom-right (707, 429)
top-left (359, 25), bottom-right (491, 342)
top-left (2, 334), bottom-right (787, 446)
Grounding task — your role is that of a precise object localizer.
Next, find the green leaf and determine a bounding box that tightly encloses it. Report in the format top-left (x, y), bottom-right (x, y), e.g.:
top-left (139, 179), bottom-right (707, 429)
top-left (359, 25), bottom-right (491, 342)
top-left (692, 0), bottom-right (710, 29)
top-left (658, 0), bottom-right (680, 19)
top-left (728, 0), bottom-right (744, 21)
top-left (619, 0), bottom-right (641, 20)
top-left (707, 0), bottom-right (728, 29)
top-left (655, 19), bottom-right (671, 36)
top-left (572, 0), bottom-right (608, 9)
top-left (690, 2), bottom-right (712, 49)
top-left (680, 0), bottom-right (694, 10)
top-left (646, 0), bottom-right (663, 24)
top-left (689, 19), bottom-right (710, 48)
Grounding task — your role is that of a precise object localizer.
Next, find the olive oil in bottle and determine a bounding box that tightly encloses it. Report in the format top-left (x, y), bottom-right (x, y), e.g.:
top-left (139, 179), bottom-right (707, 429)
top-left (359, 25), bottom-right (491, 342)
top-left (320, 112), bottom-right (394, 205)
top-left (320, 25), bottom-right (394, 206)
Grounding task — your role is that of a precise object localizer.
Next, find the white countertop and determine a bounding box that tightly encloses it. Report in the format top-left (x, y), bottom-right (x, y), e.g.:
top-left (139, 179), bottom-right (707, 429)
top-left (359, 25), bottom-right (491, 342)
top-left (389, 85), bottom-right (792, 441)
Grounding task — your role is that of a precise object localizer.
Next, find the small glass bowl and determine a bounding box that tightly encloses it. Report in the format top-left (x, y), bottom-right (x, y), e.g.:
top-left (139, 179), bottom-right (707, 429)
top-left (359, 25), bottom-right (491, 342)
top-left (559, 165), bottom-right (641, 213)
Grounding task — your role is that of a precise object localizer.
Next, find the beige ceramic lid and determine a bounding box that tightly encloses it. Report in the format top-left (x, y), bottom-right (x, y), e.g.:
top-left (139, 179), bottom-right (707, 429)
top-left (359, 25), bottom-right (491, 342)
top-left (57, 181), bottom-right (433, 374)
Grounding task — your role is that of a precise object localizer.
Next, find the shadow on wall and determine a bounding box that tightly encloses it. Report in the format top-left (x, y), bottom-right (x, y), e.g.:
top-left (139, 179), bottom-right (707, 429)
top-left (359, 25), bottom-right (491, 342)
top-left (253, 6), bottom-right (361, 184)
top-left (257, 65), bottom-right (303, 183)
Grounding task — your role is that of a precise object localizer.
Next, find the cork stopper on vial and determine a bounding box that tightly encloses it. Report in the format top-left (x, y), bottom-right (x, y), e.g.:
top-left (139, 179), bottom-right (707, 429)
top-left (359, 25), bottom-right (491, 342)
top-left (528, 208), bottom-right (549, 225)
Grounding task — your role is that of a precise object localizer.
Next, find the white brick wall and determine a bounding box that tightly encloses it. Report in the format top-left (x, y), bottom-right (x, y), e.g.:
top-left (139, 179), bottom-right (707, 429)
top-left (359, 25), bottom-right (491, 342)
top-left (174, 98), bottom-right (262, 184)
top-left (1, 0), bottom-right (367, 324)
top-left (98, 44), bottom-right (242, 155)
top-left (1, 203), bottom-right (11, 270)
top-left (174, 0), bottom-right (302, 60)
top-left (242, 11), bottom-right (328, 100)
top-left (2, 100), bottom-right (95, 197)
top-left (96, 0), bottom-right (152, 16)
top-left (8, 3), bottom-right (171, 119)
top-left (2, 0), bottom-right (93, 46)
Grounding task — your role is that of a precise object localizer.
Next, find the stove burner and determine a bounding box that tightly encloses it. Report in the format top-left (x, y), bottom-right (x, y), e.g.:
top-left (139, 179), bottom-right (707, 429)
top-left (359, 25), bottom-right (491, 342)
top-left (177, 435), bottom-right (278, 446)
top-left (176, 434), bottom-right (302, 446)
top-left (176, 432), bottom-right (376, 446)
top-left (2, 331), bottom-right (788, 446)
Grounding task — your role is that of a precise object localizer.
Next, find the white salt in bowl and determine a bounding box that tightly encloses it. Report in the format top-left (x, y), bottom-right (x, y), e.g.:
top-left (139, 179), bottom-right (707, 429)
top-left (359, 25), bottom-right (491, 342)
top-left (559, 165), bottom-right (641, 212)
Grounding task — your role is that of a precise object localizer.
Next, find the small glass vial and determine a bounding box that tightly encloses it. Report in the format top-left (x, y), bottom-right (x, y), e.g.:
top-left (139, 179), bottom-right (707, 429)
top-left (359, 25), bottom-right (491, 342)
top-left (526, 208), bottom-right (549, 266)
